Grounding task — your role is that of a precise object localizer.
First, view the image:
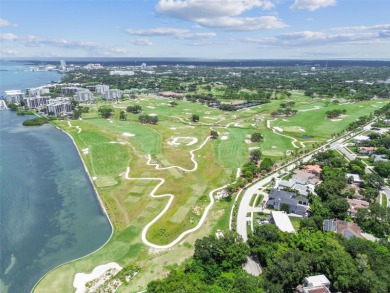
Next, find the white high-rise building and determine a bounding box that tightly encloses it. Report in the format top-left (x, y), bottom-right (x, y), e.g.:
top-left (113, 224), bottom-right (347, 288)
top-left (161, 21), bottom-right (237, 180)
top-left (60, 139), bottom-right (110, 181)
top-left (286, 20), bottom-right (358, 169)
top-left (60, 60), bottom-right (67, 71)
top-left (46, 97), bottom-right (72, 116)
top-left (103, 89), bottom-right (123, 100)
top-left (73, 89), bottom-right (94, 102)
top-left (5, 90), bottom-right (25, 104)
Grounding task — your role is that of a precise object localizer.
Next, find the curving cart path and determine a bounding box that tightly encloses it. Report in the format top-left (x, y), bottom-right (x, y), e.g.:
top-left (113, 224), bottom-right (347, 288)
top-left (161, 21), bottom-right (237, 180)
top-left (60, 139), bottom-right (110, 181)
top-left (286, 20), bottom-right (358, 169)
top-left (123, 136), bottom-right (236, 249)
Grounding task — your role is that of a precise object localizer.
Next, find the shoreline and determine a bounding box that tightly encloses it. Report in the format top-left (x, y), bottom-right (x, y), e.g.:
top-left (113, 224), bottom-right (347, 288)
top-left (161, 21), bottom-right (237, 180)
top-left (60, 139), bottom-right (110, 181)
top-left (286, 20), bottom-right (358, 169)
top-left (31, 122), bottom-right (114, 293)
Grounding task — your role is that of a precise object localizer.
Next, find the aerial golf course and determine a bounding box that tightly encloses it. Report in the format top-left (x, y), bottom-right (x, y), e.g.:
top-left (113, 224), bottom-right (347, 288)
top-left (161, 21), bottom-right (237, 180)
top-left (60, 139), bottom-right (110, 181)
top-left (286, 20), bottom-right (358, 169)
top-left (34, 92), bottom-right (386, 292)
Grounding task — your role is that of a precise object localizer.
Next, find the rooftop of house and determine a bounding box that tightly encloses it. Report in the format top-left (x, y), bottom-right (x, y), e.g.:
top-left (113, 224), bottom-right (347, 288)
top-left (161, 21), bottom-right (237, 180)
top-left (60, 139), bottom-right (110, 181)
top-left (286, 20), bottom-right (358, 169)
top-left (278, 180), bottom-right (296, 188)
top-left (323, 219), bottom-right (363, 239)
top-left (304, 275), bottom-right (330, 288)
top-left (353, 135), bottom-right (370, 141)
top-left (345, 173), bottom-right (363, 182)
top-left (347, 198), bottom-right (369, 210)
top-left (304, 164), bottom-right (322, 173)
top-left (358, 146), bottom-right (377, 151)
top-left (270, 211), bottom-right (296, 233)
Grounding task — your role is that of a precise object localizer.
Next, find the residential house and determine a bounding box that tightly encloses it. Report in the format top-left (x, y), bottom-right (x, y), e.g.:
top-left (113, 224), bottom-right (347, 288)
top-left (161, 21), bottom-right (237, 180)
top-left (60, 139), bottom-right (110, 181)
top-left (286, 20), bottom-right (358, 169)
top-left (345, 173), bottom-right (363, 184)
top-left (357, 146), bottom-right (377, 155)
top-left (278, 180), bottom-right (296, 189)
top-left (270, 211), bottom-right (295, 233)
top-left (304, 164), bottom-right (322, 176)
top-left (267, 189), bottom-right (309, 216)
top-left (372, 154), bottom-right (389, 162)
top-left (295, 275), bottom-right (331, 293)
top-left (347, 198), bottom-right (369, 218)
top-left (292, 169), bottom-right (321, 185)
top-left (323, 219), bottom-right (361, 239)
top-left (353, 135), bottom-right (370, 144)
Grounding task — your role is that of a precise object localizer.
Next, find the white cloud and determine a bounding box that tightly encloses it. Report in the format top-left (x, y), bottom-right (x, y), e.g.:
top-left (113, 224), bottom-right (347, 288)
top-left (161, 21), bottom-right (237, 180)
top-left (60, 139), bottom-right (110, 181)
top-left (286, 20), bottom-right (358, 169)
top-left (290, 0), bottom-right (336, 11)
top-left (155, 0), bottom-right (283, 31)
top-left (196, 16), bottom-right (286, 31)
top-left (0, 18), bottom-right (17, 27)
top-left (0, 49), bottom-right (19, 56)
top-left (125, 27), bottom-right (216, 39)
top-left (130, 38), bottom-right (154, 46)
top-left (156, 0), bottom-right (274, 19)
top-left (331, 24), bottom-right (390, 32)
top-left (244, 27), bottom-right (390, 47)
top-left (0, 33), bottom-right (18, 40)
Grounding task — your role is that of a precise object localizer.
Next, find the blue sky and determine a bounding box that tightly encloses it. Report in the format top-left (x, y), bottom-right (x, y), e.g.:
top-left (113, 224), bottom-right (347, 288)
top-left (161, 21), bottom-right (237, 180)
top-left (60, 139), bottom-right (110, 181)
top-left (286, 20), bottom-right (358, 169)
top-left (0, 0), bottom-right (389, 59)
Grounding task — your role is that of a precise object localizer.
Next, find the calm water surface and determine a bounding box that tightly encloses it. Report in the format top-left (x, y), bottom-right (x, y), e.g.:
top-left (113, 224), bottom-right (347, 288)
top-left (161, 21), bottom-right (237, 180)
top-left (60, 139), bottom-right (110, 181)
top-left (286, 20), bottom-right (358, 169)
top-left (0, 62), bottom-right (111, 292)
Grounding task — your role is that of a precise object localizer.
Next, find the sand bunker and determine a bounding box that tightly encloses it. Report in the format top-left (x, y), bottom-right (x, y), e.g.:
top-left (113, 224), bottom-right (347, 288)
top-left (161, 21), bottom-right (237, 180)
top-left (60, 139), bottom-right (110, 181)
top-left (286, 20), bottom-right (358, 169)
top-left (170, 127), bottom-right (177, 130)
top-left (122, 133), bottom-right (135, 137)
top-left (73, 262), bottom-right (122, 293)
top-left (331, 119), bottom-right (342, 121)
top-left (248, 147), bottom-right (260, 150)
top-left (147, 106), bottom-right (155, 109)
top-left (149, 113), bottom-right (158, 116)
top-left (245, 140), bottom-right (252, 144)
top-left (168, 137), bottom-right (198, 146)
top-left (109, 141), bottom-right (127, 145)
top-left (234, 123), bottom-right (242, 127)
top-left (82, 148), bottom-right (89, 155)
top-left (220, 136), bottom-right (228, 140)
top-left (273, 127), bottom-right (283, 132)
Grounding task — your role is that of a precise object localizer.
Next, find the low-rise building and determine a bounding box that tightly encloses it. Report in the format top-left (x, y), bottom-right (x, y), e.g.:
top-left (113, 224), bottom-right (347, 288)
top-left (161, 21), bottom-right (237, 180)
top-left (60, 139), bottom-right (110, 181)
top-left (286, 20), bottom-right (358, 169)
top-left (372, 154), bottom-right (389, 162)
top-left (323, 219), bottom-right (367, 240)
top-left (267, 189), bottom-right (309, 216)
top-left (46, 97), bottom-right (72, 116)
top-left (296, 275), bottom-right (331, 293)
top-left (357, 146), bottom-right (377, 154)
top-left (347, 198), bottom-right (369, 218)
top-left (345, 173), bottom-right (363, 184)
top-left (5, 90), bottom-right (24, 104)
top-left (353, 135), bottom-right (370, 144)
top-left (270, 211), bottom-right (295, 233)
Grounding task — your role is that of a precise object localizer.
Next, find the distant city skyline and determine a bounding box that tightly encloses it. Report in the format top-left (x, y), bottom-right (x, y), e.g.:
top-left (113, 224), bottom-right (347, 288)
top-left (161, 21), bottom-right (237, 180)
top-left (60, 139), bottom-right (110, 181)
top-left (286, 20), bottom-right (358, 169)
top-left (0, 0), bottom-right (389, 59)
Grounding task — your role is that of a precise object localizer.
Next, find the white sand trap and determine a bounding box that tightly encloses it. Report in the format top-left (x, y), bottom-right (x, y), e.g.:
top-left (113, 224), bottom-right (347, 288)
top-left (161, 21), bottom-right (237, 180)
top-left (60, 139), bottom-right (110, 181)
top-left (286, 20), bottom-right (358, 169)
top-left (372, 105), bottom-right (379, 108)
top-left (245, 139), bottom-right (252, 144)
top-left (109, 121), bottom-right (113, 123)
top-left (168, 137), bottom-right (198, 146)
top-left (220, 136), bottom-right (228, 140)
top-left (109, 141), bottom-right (127, 145)
top-left (183, 109), bottom-right (190, 111)
top-left (82, 148), bottom-right (89, 155)
top-left (147, 106), bottom-right (155, 109)
top-left (248, 147), bottom-right (260, 150)
top-left (283, 119), bottom-right (288, 122)
top-left (245, 134), bottom-right (251, 138)
top-left (92, 177), bottom-right (97, 181)
top-left (73, 262), bottom-right (122, 293)
top-left (331, 119), bottom-right (342, 121)
top-left (272, 146), bottom-right (276, 149)
top-left (170, 127), bottom-right (176, 130)
top-left (122, 132), bottom-right (135, 137)
top-left (204, 116), bottom-right (218, 120)
top-left (234, 123), bottom-right (242, 127)
top-left (149, 113), bottom-right (158, 116)
top-left (273, 127), bottom-right (283, 132)
top-left (298, 128), bottom-right (306, 132)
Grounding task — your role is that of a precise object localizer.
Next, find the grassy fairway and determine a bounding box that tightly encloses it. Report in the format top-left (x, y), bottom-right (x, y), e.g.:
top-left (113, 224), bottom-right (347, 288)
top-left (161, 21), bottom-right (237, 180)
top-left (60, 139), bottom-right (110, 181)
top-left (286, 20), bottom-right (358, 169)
top-left (34, 94), bottom-right (388, 292)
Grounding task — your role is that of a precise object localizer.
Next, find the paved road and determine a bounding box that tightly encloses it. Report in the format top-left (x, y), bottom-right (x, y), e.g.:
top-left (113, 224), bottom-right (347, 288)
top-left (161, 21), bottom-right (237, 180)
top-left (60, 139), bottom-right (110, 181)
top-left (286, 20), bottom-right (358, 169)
top-left (236, 126), bottom-right (376, 241)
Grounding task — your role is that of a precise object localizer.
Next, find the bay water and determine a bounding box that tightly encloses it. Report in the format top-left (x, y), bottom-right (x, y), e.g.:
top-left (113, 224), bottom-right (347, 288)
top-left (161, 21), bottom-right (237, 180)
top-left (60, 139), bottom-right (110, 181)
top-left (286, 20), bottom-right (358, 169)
top-left (0, 61), bottom-right (112, 292)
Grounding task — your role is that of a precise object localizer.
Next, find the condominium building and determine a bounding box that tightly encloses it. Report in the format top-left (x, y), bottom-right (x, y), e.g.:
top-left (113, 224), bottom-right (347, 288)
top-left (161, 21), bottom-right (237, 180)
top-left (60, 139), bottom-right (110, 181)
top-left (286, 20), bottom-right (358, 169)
top-left (46, 97), bottom-right (72, 115)
top-left (102, 89), bottom-right (123, 100)
top-left (73, 89), bottom-right (94, 102)
top-left (5, 90), bottom-right (25, 104)
top-left (24, 96), bottom-right (50, 109)
top-left (61, 86), bottom-right (80, 95)
top-left (26, 86), bottom-right (50, 96)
